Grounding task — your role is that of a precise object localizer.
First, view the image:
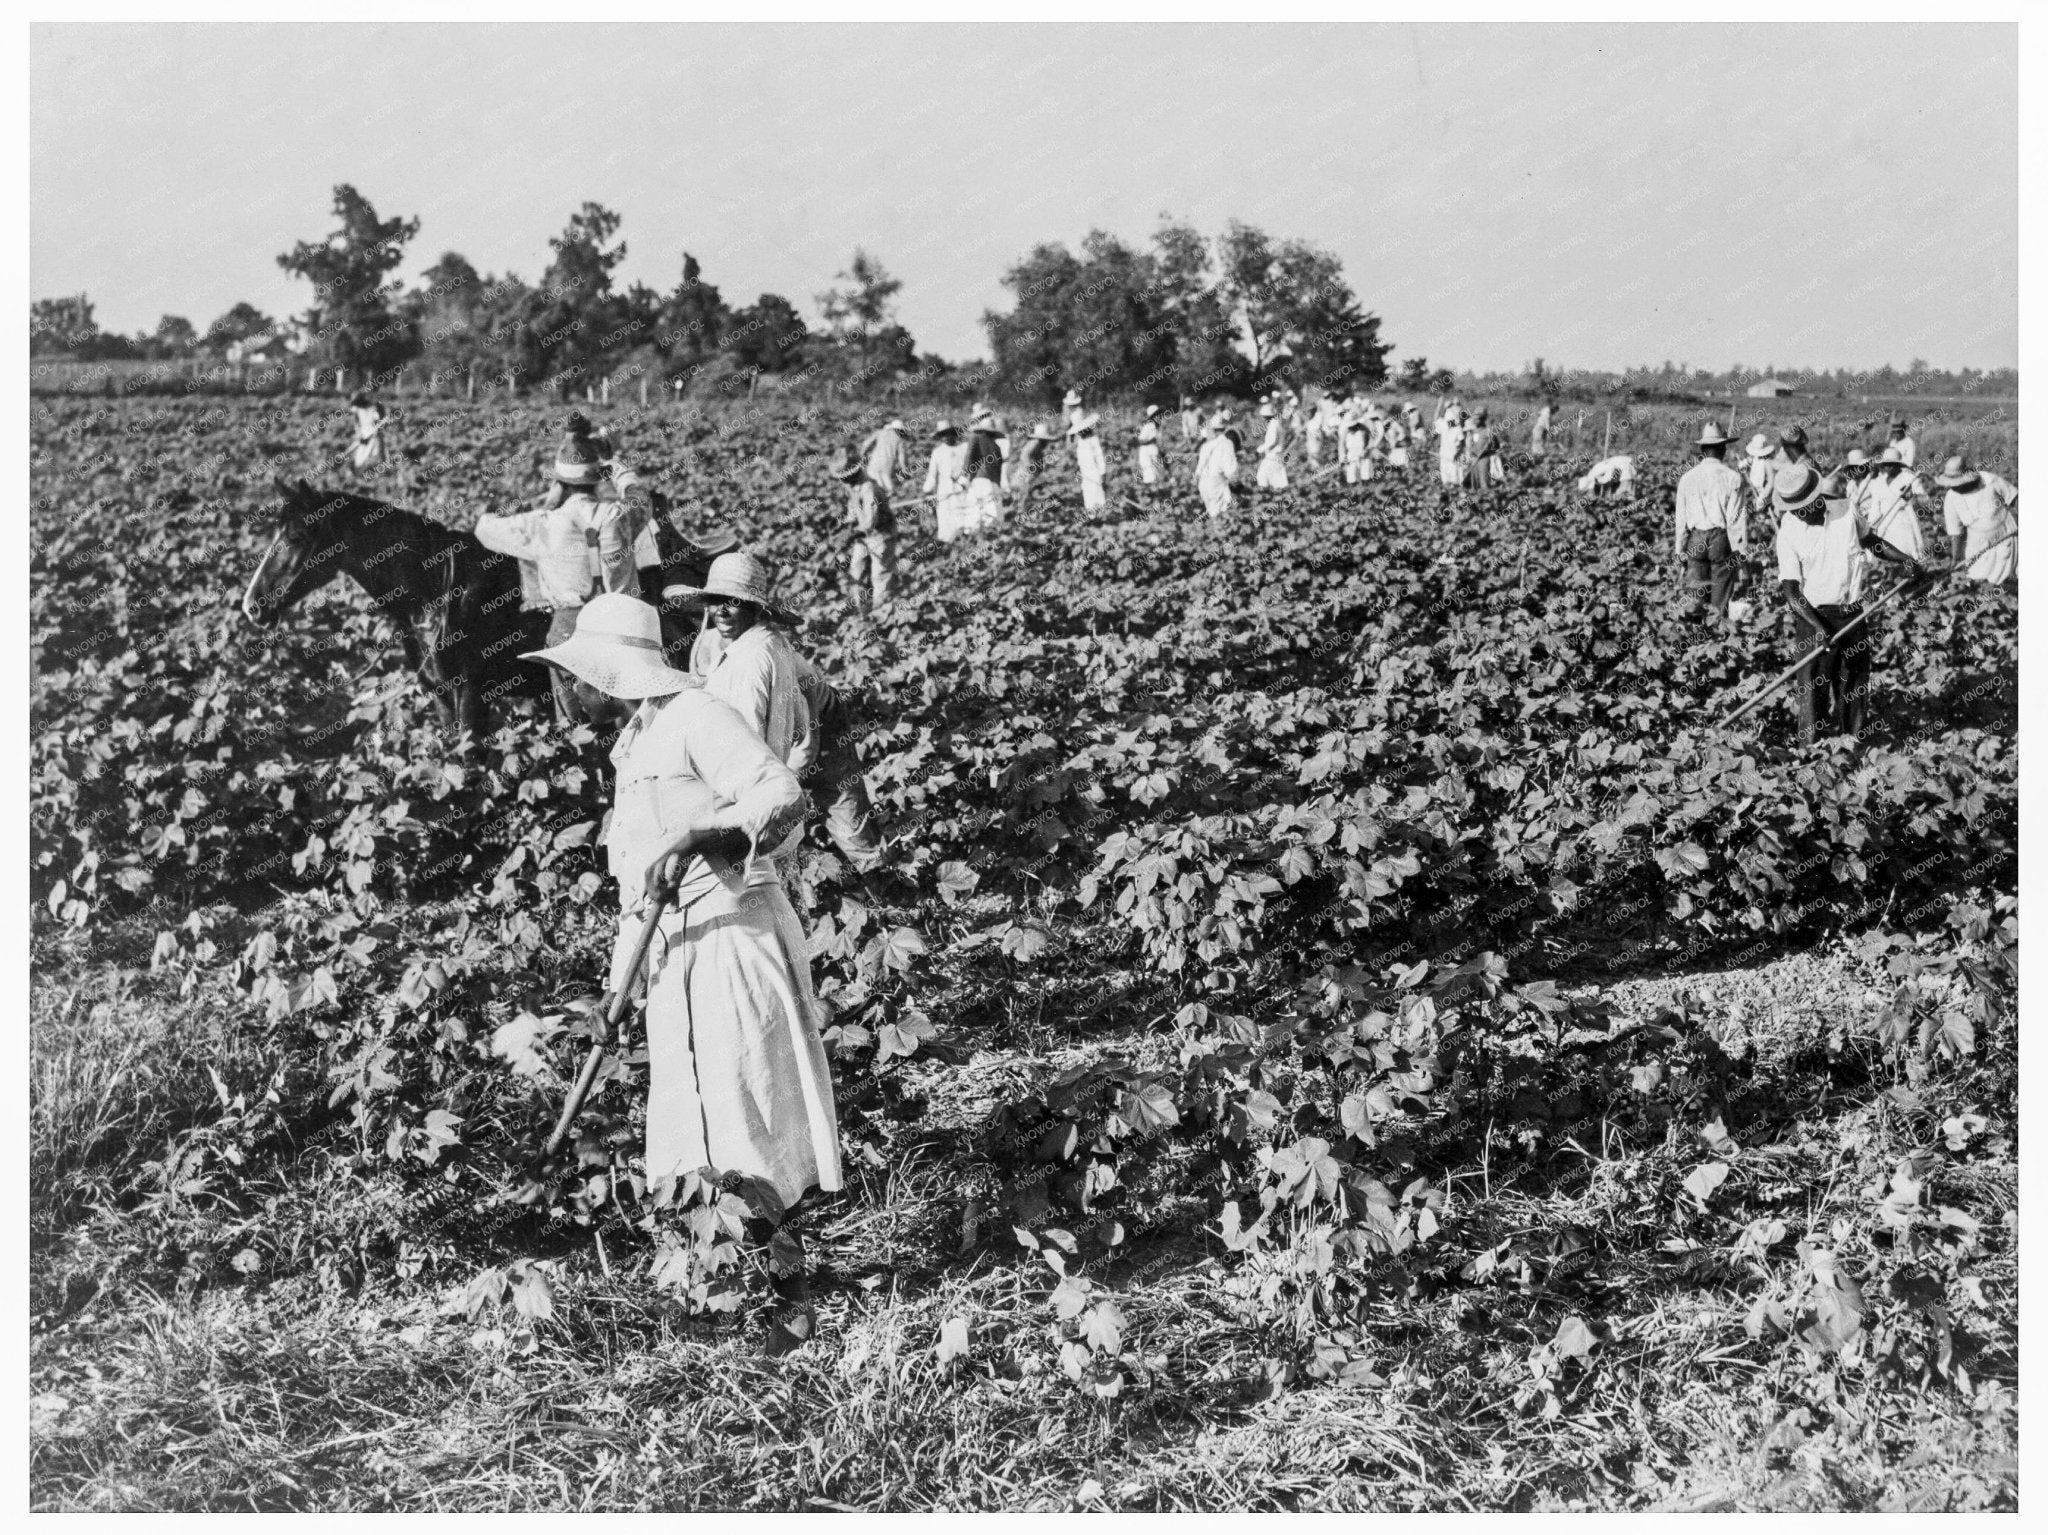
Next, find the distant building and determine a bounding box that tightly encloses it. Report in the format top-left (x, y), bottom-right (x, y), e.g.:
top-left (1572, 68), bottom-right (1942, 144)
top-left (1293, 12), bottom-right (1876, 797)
top-left (1746, 378), bottom-right (1798, 399)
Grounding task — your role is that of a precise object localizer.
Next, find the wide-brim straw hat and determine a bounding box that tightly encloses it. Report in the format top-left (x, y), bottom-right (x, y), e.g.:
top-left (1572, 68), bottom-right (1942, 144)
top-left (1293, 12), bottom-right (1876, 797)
top-left (1934, 454), bottom-right (1980, 489)
top-left (1145, 404), bottom-right (1161, 417)
top-left (1876, 445), bottom-right (1910, 469)
top-left (520, 593), bottom-right (696, 700)
top-left (1744, 433), bottom-right (1776, 458)
top-left (1028, 424), bottom-right (1056, 442)
top-left (931, 420), bottom-right (959, 440)
top-left (663, 550), bottom-right (799, 624)
top-left (1697, 422), bottom-right (1732, 446)
top-left (1841, 447), bottom-right (1873, 468)
top-left (1061, 390), bottom-right (1082, 407)
top-left (1774, 463), bottom-right (1830, 512)
top-left (1778, 425), bottom-right (1809, 448)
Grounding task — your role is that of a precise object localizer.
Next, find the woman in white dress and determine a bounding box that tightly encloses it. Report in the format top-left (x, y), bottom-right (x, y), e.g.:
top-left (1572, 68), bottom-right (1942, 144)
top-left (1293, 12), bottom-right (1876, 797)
top-left (522, 593), bottom-right (840, 1348)
top-left (923, 421), bottom-right (970, 542)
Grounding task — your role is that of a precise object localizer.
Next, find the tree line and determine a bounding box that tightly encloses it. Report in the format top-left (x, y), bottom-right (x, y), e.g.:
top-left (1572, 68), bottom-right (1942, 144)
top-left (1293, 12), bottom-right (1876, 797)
top-left (35, 182), bottom-right (2010, 405)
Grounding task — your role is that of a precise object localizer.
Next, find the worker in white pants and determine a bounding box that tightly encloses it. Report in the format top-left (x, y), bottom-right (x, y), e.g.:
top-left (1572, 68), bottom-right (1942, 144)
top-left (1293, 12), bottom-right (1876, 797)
top-left (1137, 405), bottom-right (1163, 486)
top-left (1067, 411), bottom-right (1108, 512)
top-left (1256, 404), bottom-right (1289, 491)
top-left (1196, 420), bottom-right (1240, 519)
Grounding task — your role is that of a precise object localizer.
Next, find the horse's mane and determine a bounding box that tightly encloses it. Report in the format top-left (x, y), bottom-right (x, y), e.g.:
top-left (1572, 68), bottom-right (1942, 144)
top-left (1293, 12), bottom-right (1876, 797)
top-left (300, 487), bottom-right (472, 561)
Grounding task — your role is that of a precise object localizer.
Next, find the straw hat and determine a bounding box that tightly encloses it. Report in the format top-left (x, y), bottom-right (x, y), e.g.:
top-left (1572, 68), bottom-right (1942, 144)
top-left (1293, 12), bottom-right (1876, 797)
top-left (1778, 424), bottom-right (1809, 450)
top-left (1062, 389), bottom-right (1082, 407)
top-left (1259, 404), bottom-right (1276, 418)
top-left (1697, 421), bottom-right (1731, 447)
top-left (1145, 404), bottom-right (1161, 418)
top-left (1934, 454), bottom-right (1980, 489)
top-left (1889, 414), bottom-right (1909, 429)
top-left (1841, 447), bottom-right (1873, 469)
top-left (554, 430), bottom-right (603, 486)
top-left (1876, 445), bottom-right (1910, 471)
top-left (969, 408), bottom-right (997, 432)
top-left (520, 593), bottom-right (696, 700)
top-left (663, 550), bottom-right (799, 625)
top-left (931, 419), bottom-right (959, 441)
top-left (1744, 433), bottom-right (1776, 459)
top-left (1028, 423), bottom-right (1056, 442)
top-left (1774, 463), bottom-right (1830, 512)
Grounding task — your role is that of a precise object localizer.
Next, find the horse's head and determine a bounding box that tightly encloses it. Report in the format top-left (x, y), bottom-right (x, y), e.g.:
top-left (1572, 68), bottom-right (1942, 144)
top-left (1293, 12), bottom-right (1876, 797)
top-left (242, 478), bottom-right (353, 626)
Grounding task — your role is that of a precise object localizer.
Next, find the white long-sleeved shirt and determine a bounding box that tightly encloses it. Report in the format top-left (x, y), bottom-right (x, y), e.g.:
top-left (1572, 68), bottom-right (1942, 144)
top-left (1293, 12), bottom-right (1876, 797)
top-left (1196, 435), bottom-right (1239, 485)
top-left (1886, 433), bottom-right (1917, 469)
top-left (474, 491), bottom-right (635, 611)
top-left (1674, 456), bottom-right (1749, 554)
top-left (923, 442), bottom-right (967, 499)
top-left (1943, 474), bottom-right (2019, 583)
top-left (1777, 499), bottom-right (1869, 607)
top-left (1261, 418), bottom-right (1283, 458)
top-left (1861, 471), bottom-right (1927, 561)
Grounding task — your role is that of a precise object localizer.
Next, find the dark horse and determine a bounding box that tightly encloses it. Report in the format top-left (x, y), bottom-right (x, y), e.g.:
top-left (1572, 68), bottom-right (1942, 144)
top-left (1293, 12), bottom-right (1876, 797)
top-left (242, 479), bottom-right (734, 737)
top-left (241, 479), bottom-right (554, 736)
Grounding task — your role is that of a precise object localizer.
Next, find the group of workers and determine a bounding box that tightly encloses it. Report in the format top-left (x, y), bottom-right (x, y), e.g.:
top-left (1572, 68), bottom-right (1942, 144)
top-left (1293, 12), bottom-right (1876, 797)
top-left (1669, 412), bottom-right (2018, 742)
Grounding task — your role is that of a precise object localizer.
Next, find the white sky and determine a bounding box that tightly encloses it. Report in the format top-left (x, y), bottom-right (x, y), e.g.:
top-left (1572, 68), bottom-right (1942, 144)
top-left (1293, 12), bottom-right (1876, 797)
top-left (30, 22), bottom-right (2018, 374)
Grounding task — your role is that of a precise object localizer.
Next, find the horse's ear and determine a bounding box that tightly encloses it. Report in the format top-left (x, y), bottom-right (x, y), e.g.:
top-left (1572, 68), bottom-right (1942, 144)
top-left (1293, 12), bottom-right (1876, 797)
top-left (296, 478), bottom-right (314, 498)
top-left (273, 474), bottom-right (294, 499)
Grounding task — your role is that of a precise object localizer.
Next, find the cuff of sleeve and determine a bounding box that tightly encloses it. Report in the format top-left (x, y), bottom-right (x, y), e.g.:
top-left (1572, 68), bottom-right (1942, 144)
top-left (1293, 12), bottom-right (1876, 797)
top-left (612, 464), bottom-right (640, 493)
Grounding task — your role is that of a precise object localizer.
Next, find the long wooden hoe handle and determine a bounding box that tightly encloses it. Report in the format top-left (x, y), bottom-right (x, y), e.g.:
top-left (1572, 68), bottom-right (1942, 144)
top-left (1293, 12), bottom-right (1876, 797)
top-left (541, 888), bottom-right (674, 1159)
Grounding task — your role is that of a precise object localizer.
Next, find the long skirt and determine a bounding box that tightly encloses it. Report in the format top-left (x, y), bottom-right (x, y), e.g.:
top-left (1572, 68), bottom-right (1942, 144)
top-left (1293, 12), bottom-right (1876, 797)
top-left (1138, 444), bottom-right (1161, 484)
top-left (614, 880), bottom-right (843, 1210)
top-left (933, 490), bottom-right (971, 542)
top-left (966, 477), bottom-right (1004, 533)
top-left (1200, 476), bottom-right (1235, 519)
top-left (1256, 453), bottom-right (1288, 490)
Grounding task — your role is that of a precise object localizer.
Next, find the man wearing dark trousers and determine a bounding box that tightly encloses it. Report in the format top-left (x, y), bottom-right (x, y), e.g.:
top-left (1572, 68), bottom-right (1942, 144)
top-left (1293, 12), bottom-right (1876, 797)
top-left (1675, 421), bottom-right (1748, 626)
top-left (1773, 463), bottom-right (1930, 743)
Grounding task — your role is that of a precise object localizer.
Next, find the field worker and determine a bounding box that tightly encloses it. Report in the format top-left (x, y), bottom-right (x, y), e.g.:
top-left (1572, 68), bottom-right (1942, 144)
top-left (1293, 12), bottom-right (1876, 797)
top-left (1068, 409), bottom-right (1109, 513)
top-left (923, 420), bottom-right (970, 542)
top-left (1885, 414), bottom-right (1917, 469)
top-left (1742, 433), bottom-right (1780, 517)
top-left (1196, 420), bottom-right (1241, 519)
top-left (1435, 406), bottom-right (1466, 489)
top-left (1774, 464), bottom-right (1929, 743)
top-left (1935, 454), bottom-right (2019, 587)
top-left (1382, 411), bottom-right (1411, 471)
top-left (1010, 423), bottom-right (1055, 515)
top-left (669, 552), bottom-right (808, 764)
top-left (521, 592), bottom-right (837, 1352)
top-left (1674, 422), bottom-right (1748, 625)
top-left (1301, 395), bottom-right (1327, 470)
top-left (785, 645), bottom-right (890, 886)
top-left (348, 390), bottom-right (389, 477)
top-left (1137, 404), bottom-right (1165, 486)
top-left (1531, 402), bottom-right (1553, 460)
top-left (993, 415), bottom-right (1014, 492)
top-left (1179, 395), bottom-right (1201, 442)
top-left (831, 447), bottom-right (898, 612)
top-left (1255, 403), bottom-right (1290, 493)
top-left (964, 408), bottom-right (1006, 534)
top-left (861, 416), bottom-right (911, 498)
top-left (476, 428), bottom-right (638, 724)
top-left (1061, 388), bottom-right (1083, 430)
top-left (1777, 424), bottom-right (1817, 472)
top-left (1341, 403), bottom-right (1371, 484)
top-left (1861, 447), bottom-right (1928, 562)
top-left (1453, 409), bottom-right (1492, 501)
top-left (1578, 454), bottom-right (1637, 500)
top-left (574, 418), bottom-right (741, 662)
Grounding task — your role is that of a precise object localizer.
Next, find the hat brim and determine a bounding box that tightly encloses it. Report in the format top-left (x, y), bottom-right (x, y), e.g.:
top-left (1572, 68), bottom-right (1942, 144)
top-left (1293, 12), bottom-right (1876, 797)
top-left (520, 637), bottom-right (697, 700)
top-left (660, 579), bottom-right (801, 627)
top-left (1934, 472), bottom-right (1981, 489)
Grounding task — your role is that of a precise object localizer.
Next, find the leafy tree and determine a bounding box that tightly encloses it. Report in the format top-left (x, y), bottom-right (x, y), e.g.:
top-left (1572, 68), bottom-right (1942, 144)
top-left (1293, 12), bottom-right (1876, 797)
top-left (660, 253), bottom-right (729, 387)
top-left (277, 184), bottom-right (422, 378)
top-left (1217, 220), bottom-right (1389, 390)
top-left (1397, 356), bottom-right (1434, 390)
top-left (145, 315), bottom-right (198, 359)
top-left (982, 242), bottom-right (1087, 403)
top-left (204, 301), bottom-right (275, 356)
top-left (818, 248), bottom-right (904, 378)
top-left (724, 293), bottom-right (808, 374)
top-left (522, 202), bottom-right (634, 398)
top-left (1151, 219), bottom-right (1245, 400)
top-left (30, 295), bottom-right (98, 356)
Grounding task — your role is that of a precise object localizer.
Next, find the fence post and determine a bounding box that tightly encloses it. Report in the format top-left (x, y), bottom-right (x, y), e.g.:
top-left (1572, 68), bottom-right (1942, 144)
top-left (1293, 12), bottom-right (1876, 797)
top-left (467, 362), bottom-right (477, 401)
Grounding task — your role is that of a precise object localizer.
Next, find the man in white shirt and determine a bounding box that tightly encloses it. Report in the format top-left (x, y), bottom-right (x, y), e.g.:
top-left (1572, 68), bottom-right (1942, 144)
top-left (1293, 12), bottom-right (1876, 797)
top-left (1774, 463), bottom-right (1930, 742)
top-left (474, 429), bottom-right (637, 723)
top-left (1885, 414), bottom-right (1917, 470)
top-left (1935, 455), bottom-right (2019, 586)
top-left (861, 417), bottom-right (911, 498)
top-left (1674, 422), bottom-right (1748, 626)
top-left (1530, 402), bottom-right (1553, 460)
